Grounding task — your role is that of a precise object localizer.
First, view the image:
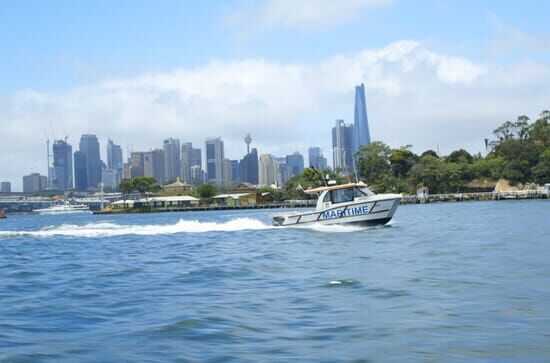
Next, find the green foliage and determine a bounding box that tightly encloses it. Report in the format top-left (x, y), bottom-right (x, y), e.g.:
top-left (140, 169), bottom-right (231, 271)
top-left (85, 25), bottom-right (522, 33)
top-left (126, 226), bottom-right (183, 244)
top-left (446, 149), bottom-right (473, 164)
top-left (197, 183), bottom-right (217, 200)
top-left (356, 141), bottom-right (393, 192)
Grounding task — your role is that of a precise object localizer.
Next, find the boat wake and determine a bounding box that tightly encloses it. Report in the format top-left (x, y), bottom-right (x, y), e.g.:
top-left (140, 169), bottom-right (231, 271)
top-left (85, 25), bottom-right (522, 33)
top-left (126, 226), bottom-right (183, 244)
top-left (0, 218), bottom-right (272, 238)
top-left (0, 217), bottom-right (383, 238)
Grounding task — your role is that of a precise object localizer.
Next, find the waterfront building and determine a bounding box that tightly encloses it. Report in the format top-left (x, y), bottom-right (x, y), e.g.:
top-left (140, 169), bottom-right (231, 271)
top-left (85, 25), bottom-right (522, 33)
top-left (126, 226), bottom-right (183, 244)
top-left (143, 149), bottom-right (165, 184)
top-left (22, 173), bottom-right (48, 194)
top-left (52, 139), bottom-right (73, 190)
top-left (106, 139), bottom-right (123, 170)
top-left (308, 147), bottom-right (328, 170)
top-left (332, 119), bottom-right (354, 174)
top-left (1, 181), bottom-right (11, 193)
top-left (78, 134), bottom-right (102, 189)
top-left (206, 138), bottom-right (224, 185)
top-left (128, 152), bottom-right (145, 178)
top-left (163, 138), bottom-right (181, 182)
top-left (74, 151), bottom-right (88, 191)
top-left (353, 83), bottom-right (371, 153)
top-left (240, 148), bottom-right (259, 185)
top-left (101, 169), bottom-right (121, 190)
top-left (286, 152), bottom-right (304, 178)
top-left (259, 153), bottom-right (277, 186)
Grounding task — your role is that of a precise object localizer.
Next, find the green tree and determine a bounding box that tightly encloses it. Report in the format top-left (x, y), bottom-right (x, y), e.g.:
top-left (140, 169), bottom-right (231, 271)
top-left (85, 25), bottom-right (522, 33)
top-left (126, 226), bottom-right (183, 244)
top-left (119, 178), bottom-right (134, 206)
top-left (421, 149), bottom-right (439, 158)
top-left (389, 146), bottom-right (417, 178)
top-left (197, 183), bottom-right (217, 202)
top-left (532, 148), bottom-right (550, 184)
top-left (446, 149), bottom-right (474, 164)
top-left (356, 141), bottom-right (394, 192)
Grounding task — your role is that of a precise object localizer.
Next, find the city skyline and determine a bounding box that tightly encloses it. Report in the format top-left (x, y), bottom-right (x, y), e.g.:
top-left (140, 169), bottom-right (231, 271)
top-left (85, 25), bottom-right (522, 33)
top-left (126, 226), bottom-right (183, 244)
top-left (1, 2), bottom-right (549, 190)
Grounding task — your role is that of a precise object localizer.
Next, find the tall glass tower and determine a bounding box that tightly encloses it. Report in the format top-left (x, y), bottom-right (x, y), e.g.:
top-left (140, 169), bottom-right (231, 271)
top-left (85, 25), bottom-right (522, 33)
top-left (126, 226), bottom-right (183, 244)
top-left (353, 83), bottom-right (371, 153)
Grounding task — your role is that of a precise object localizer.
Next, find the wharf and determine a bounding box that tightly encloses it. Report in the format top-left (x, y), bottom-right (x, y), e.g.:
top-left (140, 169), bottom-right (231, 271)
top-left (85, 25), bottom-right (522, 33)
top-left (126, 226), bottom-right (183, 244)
top-left (401, 190), bottom-right (548, 204)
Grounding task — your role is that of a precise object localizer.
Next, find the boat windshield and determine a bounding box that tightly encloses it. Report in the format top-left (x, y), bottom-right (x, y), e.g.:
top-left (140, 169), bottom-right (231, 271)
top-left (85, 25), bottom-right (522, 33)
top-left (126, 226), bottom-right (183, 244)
top-left (330, 188), bottom-right (354, 204)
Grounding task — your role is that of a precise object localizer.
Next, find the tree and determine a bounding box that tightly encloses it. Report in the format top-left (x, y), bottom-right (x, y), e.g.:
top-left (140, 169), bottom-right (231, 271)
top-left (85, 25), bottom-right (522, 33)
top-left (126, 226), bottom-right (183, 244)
top-left (421, 150), bottom-right (438, 158)
top-left (356, 142), bottom-right (393, 192)
top-left (493, 120), bottom-right (515, 140)
top-left (532, 148), bottom-right (550, 184)
top-left (446, 149), bottom-right (474, 164)
top-left (119, 178), bottom-right (134, 206)
top-left (197, 183), bottom-right (217, 201)
top-left (390, 146), bottom-right (417, 178)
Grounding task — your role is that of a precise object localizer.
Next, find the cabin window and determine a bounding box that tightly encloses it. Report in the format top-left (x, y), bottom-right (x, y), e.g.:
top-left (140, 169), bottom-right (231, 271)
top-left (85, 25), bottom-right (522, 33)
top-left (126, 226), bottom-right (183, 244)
top-left (330, 188), bottom-right (354, 204)
top-left (353, 187), bottom-right (367, 198)
top-left (323, 192), bottom-right (331, 203)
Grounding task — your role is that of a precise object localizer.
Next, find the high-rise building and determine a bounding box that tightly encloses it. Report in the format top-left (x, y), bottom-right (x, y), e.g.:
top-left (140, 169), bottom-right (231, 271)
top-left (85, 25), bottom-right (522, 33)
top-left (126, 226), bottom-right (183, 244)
top-left (231, 160), bottom-right (241, 184)
top-left (101, 169), bottom-right (121, 190)
top-left (308, 147), bottom-right (328, 170)
top-left (22, 173), bottom-right (48, 194)
top-left (163, 138), bottom-right (181, 182)
top-left (78, 134), bottom-right (102, 189)
top-left (181, 142), bottom-right (193, 183)
top-left (129, 152), bottom-right (145, 178)
top-left (190, 165), bottom-right (204, 185)
top-left (240, 148), bottom-right (259, 185)
top-left (222, 158), bottom-right (232, 185)
top-left (143, 149), bottom-right (165, 184)
top-left (192, 148), bottom-right (202, 168)
top-left (52, 139), bottom-right (73, 190)
top-left (74, 151), bottom-right (88, 191)
top-left (276, 159), bottom-right (290, 187)
top-left (206, 138), bottom-right (224, 185)
top-left (286, 152), bottom-right (304, 178)
top-left (332, 119), bottom-right (354, 174)
top-left (1, 181), bottom-right (11, 193)
top-left (107, 139), bottom-right (123, 170)
top-left (353, 83), bottom-right (371, 153)
top-left (259, 154), bottom-right (277, 186)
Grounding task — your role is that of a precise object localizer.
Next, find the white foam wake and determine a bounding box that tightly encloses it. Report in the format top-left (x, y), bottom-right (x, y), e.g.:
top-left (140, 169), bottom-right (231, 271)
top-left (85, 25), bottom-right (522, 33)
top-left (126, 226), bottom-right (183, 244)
top-left (0, 218), bottom-right (272, 238)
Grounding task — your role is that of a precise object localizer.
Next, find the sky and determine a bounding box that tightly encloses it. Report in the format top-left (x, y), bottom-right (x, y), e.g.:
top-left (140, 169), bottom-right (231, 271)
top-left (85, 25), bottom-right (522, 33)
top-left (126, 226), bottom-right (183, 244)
top-left (1, 0), bottom-right (549, 191)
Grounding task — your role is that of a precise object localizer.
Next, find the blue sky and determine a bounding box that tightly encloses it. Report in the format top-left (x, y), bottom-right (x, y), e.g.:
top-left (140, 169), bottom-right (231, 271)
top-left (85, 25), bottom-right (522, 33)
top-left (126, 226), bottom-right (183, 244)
top-left (1, 0), bottom-right (549, 190)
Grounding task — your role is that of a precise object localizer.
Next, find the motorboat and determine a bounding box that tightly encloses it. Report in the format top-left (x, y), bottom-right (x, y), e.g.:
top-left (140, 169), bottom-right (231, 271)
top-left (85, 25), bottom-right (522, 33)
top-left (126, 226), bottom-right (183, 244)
top-left (33, 202), bottom-right (91, 215)
top-left (272, 182), bottom-right (402, 227)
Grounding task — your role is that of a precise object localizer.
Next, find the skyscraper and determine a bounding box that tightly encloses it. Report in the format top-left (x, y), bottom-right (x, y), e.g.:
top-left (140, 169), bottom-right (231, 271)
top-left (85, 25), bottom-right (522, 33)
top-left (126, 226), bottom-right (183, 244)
top-left (1, 181), bottom-right (12, 193)
top-left (163, 138), bottom-right (181, 182)
top-left (181, 142), bottom-right (193, 183)
top-left (129, 152), bottom-right (145, 177)
top-left (259, 153), bottom-right (277, 186)
top-left (206, 138), bottom-right (224, 185)
top-left (332, 119), bottom-right (354, 174)
top-left (240, 147), bottom-right (259, 185)
top-left (231, 160), bottom-right (241, 184)
top-left (107, 139), bottom-right (123, 170)
top-left (222, 158), bottom-right (232, 185)
top-left (78, 134), bottom-right (102, 189)
top-left (286, 152), bottom-right (304, 178)
top-left (308, 147), bottom-right (328, 170)
top-left (143, 149), bottom-right (165, 184)
top-left (74, 151), bottom-right (88, 191)
top-left (353, 83), bottom-right (371, 153)
top-left (52, 139), bottom-right (73, 190)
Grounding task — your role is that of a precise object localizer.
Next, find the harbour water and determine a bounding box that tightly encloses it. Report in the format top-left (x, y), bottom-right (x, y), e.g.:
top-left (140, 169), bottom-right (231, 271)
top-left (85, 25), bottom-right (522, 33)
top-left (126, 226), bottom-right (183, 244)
top-left (0, 200), bottom-right (549, 361)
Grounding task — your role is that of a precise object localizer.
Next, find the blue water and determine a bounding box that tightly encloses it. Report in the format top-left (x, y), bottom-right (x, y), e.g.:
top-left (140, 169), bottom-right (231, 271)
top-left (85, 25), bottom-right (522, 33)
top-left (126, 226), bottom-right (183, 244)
top-left (0, 200), bottom-right (549, 362)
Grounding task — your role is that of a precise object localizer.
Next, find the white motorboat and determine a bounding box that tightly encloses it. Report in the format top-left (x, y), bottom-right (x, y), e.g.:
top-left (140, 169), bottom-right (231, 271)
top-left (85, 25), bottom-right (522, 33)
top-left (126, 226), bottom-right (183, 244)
top-left (33, 202), bottom-right (91, 215)
top-left (272, 182), bottom-right (401, 227)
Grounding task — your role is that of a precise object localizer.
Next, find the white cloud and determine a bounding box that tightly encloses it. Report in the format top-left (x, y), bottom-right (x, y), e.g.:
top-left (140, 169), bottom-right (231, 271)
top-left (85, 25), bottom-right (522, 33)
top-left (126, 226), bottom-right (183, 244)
top-left (228, 0), bottom-right (393, 31)
top-left (1, 40), bottom-right (549, 191)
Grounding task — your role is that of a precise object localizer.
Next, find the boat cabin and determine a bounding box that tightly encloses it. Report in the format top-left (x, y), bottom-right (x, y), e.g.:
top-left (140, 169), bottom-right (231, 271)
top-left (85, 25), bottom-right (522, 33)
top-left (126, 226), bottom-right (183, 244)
top-left (305, 183), bottom-right (374, 211)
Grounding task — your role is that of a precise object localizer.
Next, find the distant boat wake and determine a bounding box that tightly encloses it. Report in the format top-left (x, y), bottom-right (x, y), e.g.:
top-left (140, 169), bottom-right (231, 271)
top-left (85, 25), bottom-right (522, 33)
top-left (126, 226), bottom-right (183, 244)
top-left (0, 217), bottom-right (380, 238)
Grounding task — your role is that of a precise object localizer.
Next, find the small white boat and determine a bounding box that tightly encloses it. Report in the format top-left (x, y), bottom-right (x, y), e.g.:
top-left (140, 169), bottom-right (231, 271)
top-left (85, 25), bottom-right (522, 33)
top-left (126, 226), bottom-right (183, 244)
top-left (273, 182), bottom-right (401, 227)
top-left (33, 202), bottom-right (91, 215)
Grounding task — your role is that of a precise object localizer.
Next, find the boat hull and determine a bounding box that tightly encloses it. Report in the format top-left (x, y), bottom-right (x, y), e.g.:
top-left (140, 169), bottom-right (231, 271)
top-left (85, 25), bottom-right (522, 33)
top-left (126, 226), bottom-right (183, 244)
top-left (272, 196), bottom-right (401, 227)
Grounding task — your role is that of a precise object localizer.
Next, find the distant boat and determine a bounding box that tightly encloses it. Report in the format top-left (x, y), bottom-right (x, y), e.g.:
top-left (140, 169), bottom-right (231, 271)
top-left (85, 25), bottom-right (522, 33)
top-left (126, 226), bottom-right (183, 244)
top-left (33, 202), bottom-right (91, 215)
top-left (273, 182), bottom-right (401, 227)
